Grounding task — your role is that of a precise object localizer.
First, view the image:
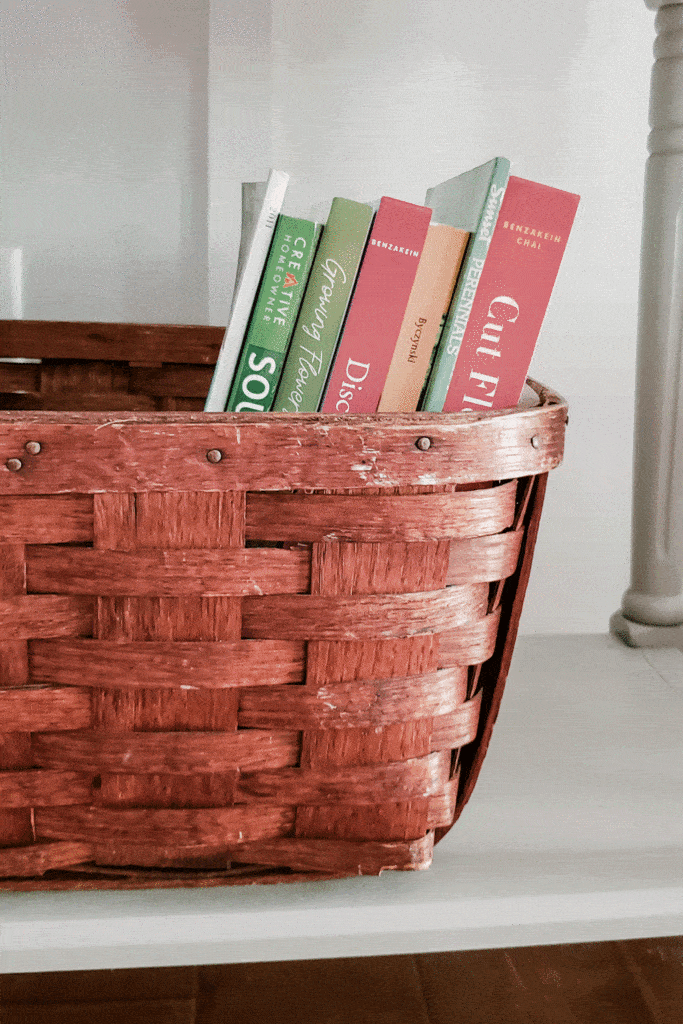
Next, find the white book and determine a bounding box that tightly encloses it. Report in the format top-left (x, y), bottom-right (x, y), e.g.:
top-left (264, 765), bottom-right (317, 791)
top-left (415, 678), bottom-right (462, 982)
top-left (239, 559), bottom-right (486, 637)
top-left (204, 168), bottom-right (289, 411)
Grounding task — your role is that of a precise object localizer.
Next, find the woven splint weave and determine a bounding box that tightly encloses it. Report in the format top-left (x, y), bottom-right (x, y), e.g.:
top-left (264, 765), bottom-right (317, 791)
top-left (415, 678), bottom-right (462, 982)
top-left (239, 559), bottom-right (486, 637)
top-left (0, 321), bottom-right (567, 890)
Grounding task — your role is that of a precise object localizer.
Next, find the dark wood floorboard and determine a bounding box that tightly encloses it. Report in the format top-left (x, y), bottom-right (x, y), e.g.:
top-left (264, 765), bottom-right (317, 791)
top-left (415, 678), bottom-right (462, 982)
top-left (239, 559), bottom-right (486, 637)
top-left (415, 942), bottom-right (662, 1024)
top-left (616, 937), bottom-right (683, 1024)
top-left (1, 938), bottom-right (681, 1024)
top-left (195, 955), bottom-right (431, 1024)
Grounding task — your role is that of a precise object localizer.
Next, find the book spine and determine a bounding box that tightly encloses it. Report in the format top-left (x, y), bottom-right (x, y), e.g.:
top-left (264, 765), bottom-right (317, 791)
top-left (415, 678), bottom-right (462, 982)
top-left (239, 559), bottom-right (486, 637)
top-left (204, 169), bottom-right (289, 412)
top-left (443, 176), bottom-right (580, 412)
top-left (273, 198), bottom-right (374, 413)
top-left (320, 196), bottom-right (432, 414)
top-left (377, 223), bottom-right (469, 412)
top-left (226, 216), bottom-right (321, 412)
top-left (420, 161), bottom-right (509, 412)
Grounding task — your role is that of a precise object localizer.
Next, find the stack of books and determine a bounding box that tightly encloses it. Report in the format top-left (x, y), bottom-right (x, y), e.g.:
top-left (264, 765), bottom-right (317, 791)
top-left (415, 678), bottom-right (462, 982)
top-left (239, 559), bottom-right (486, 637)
top-left (204, 160), bottom-right (580, 415)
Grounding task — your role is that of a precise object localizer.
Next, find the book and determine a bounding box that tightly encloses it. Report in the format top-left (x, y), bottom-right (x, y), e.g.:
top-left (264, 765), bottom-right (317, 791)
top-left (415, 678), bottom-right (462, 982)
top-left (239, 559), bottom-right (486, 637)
top-left (204, 168), bottom-right (289, 411)
top-left (226, 214), bottom-right (321, 412)
top-left (442, 175), bottom-right (580, 412)
top-left (320, 195), bottom-right (432, 414)
top-left (419, 158), bottom-right (510, 412)
top-left (377, 222), bottom-right (469, 412)
top-left (272, 197), bottom-right (375, 413)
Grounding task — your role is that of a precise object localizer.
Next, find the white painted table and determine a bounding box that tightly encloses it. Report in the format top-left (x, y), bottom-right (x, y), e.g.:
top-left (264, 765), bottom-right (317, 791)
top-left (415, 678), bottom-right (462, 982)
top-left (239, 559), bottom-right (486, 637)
top-left (2, 634), bottom-right (681, 974)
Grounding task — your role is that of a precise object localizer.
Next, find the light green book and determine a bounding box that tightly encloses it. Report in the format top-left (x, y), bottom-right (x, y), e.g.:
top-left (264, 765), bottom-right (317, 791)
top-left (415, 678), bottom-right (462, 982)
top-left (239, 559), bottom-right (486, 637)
top-left (226, 215), bottom-right (321, 412)
top-left (420, 158), bottom-right (510, 412)
top-left (272, 197), bottom-right (374, 413)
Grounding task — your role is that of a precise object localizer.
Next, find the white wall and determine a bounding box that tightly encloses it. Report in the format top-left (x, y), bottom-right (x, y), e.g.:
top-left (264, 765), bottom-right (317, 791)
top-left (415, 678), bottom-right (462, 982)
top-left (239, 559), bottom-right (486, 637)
top-left (1, 0), bottom-right (655, 634)
top-left (0, 0), bottom-right (209, 323)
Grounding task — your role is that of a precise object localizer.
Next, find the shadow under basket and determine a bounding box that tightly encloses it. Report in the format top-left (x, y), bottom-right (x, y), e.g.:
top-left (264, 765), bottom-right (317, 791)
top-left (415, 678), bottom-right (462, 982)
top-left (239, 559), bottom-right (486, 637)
top-left (0, 321), bottom-right (567, 891)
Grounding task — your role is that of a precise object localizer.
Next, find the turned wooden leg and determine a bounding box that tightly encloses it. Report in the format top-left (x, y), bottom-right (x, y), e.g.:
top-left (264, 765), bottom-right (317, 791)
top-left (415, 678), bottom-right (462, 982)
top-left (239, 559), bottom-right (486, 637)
top-left (612, 0), bottom-right (683, 647)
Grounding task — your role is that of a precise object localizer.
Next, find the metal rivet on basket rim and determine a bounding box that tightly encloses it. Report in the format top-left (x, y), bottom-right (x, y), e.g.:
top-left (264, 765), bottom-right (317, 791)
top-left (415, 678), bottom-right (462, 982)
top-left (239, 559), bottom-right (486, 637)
top-left (206, 448), bottom-right (223, 464)
top-left (24, 441), bottom-right (41, 455)
top-left (415, 436), bottom-right (432, 451)
top-left (6, 458), bottom-right (22, 472)
top-left (530, 435), bottom-right (542, 449)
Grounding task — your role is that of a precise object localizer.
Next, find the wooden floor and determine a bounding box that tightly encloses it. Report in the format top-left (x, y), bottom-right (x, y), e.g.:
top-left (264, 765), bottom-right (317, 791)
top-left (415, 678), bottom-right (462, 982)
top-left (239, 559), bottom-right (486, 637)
top-left (1, 937), bottom-right (682, 1023)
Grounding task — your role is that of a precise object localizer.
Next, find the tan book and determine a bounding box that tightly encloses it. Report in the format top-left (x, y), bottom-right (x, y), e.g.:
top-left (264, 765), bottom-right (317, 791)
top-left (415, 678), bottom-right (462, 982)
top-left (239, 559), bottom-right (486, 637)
top-left (377, 222), bottom-right (469, 412)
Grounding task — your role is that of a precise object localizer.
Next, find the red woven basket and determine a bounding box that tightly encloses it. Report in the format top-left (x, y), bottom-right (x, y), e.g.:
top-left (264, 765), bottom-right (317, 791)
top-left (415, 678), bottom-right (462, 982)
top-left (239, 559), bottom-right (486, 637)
top-left (0, 321), bottom-right (567, 891)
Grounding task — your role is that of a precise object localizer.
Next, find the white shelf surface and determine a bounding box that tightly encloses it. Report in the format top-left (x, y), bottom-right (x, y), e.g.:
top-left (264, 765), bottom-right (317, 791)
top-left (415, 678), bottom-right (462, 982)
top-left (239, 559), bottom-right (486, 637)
top-left (1, 634), bottom-right (682, 974)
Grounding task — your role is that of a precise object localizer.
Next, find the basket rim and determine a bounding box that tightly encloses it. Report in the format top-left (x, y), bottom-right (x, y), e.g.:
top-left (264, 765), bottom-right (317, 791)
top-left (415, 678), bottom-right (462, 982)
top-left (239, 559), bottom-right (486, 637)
top-left (0, 378), bottom-right (566, 425)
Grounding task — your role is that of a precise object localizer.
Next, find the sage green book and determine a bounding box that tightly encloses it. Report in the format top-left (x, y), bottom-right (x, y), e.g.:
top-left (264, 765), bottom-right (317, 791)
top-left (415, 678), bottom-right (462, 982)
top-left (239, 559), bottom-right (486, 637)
top-left (227, 215), bottom-right (321, 412)
top-left (273, 197), bottom-right (374, 413)
top-left (420, 157), bottom-right (510, 412)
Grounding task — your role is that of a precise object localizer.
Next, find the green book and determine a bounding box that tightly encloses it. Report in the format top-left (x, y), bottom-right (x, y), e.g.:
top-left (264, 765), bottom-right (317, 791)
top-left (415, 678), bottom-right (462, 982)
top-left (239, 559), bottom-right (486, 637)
top-left (420, 158), bottom-right (510, 412)
top-left (272, 197), bottom-right (375, 413)
top-left (227, 215), bottom-right (321, 412)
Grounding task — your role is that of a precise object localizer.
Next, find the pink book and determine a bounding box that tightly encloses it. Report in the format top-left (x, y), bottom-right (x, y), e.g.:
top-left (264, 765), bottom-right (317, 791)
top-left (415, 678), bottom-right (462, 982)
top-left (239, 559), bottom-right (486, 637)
top-left (443, 176), bottom-right (580, 413)
top-left (321, 195), bottom-right (432, 413)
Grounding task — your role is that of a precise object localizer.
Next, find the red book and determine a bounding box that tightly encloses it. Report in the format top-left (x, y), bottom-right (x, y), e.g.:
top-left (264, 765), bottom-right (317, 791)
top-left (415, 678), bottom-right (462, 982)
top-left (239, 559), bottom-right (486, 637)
top-left (321, 195), bottom-right (432, 413)
top-left (443, 176), bottom-right (580, 413)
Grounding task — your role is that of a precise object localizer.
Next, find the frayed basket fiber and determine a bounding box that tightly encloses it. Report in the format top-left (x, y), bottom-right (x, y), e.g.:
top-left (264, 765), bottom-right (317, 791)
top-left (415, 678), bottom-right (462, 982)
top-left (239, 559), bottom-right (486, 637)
top-left (0, 321), bottom-right (567, 891)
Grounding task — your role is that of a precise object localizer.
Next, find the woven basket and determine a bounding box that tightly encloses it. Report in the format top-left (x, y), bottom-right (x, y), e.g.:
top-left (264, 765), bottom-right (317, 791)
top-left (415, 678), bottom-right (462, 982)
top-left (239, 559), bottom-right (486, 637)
top-left (0, 320), bottom-right (567, 891)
